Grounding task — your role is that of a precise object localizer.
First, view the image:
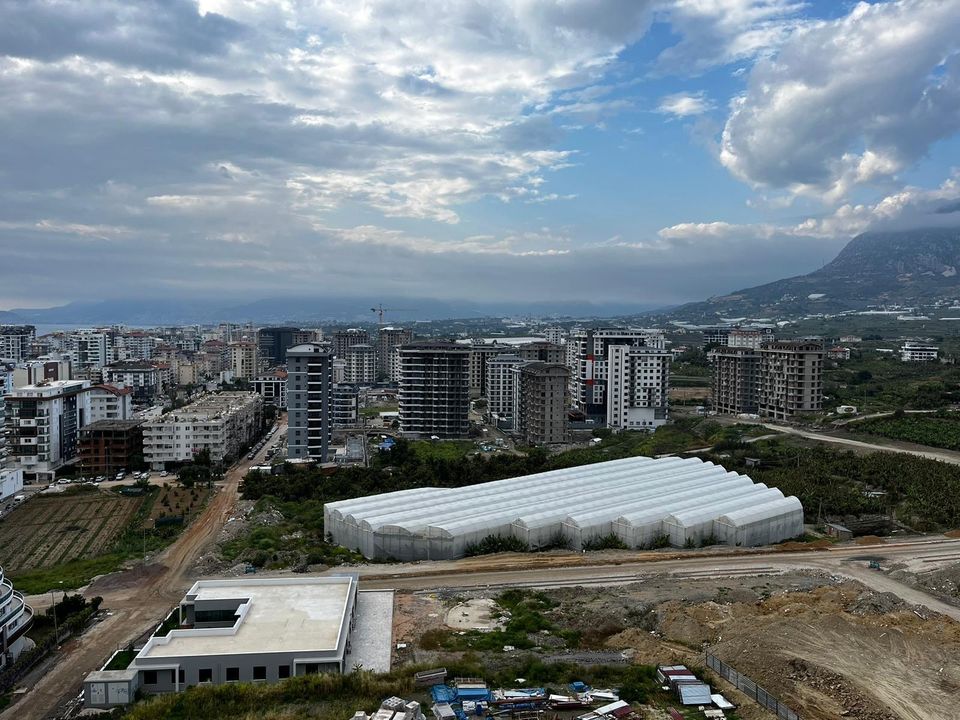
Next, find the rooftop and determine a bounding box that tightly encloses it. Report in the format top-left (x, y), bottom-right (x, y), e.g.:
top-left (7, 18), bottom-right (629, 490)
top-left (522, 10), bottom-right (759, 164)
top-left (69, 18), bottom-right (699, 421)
top-left (138, 577), bottom-right (355, 660)
top-left (80, 419), bottom-right (144, 432)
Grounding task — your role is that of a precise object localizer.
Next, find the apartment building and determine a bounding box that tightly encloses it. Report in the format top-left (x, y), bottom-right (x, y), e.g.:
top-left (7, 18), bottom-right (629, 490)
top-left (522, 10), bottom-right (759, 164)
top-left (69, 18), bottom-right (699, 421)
top-left (12, 354), bottom-right (72, 387)
top-left (228, 342), bottom-right (259, 380)
top-left (331, 328), bottom-right (369, 359)
top-left (757, 341), bottom-right (824, 421)
top-left (377, 327), bottom-right (413, 380)
top-left (709, 346), bottom-right (761, 415)
top-left (345, 344), bottom-right (377, 385)
top-left (0, 325), bottom-right (36, 362)
top-left (606, 346), bottom-right (671, 431)
top-left (515, 341), bottom-right (565, 364)
top-left (87, 384), bottom-right (134, 422)
top-left (485, 354), bottom-right (525, 425)
top-left (901, 342), bottom-right (938, 362)
top-left (398, 342), bottom-right (470, 438)
top-left (0, 564), bottom-right (33, 670)
top-left (70, 329), bottom-right (114, 369)
top-left (79, 419), bottom-right (144, 475)
top-left (113, 332), bottom-right (158, 361)
top-left (253, 370), bottom-right (287, 408)
top-left (513, 362), bottom-right (569, 445)
top-left (3, 379), bottom-right (92, 482)
top-left (467, 343), bottom-right (505, 398)
top-left (142, 392), bottom-right (262, 469)
top-left (332, 384), bottom-right (359, 427)
top-left (542, 327), bottom-right (565, 345)
top-left (103, 361), bottom-right (166, 403)
top-left (569, 328), bottom-right (666, 421)
top-left (286, 344), bottom-right (333, 462)
top-left (257, 327), bottom-right (312, 367)
top-left (726, 328), bottom-right (775, 350)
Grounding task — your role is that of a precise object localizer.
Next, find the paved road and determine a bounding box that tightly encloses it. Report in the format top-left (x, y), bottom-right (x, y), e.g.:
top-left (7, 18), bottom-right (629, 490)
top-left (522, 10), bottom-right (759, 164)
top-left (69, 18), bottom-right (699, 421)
top-left (3, 418), bottom-right (287, 720)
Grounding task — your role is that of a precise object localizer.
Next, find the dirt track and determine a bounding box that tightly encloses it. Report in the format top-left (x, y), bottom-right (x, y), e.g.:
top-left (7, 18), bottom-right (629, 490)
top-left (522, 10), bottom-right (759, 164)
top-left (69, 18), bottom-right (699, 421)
top-left (2, 418), bottom-right (285, 720)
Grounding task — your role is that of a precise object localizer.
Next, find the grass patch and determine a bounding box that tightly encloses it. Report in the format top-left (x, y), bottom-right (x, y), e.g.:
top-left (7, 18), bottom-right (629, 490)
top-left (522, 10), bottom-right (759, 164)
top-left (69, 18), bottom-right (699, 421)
top-left (104, 648), bottom-right (137, 671)
top-left (409, 440), bottom-right (476, 462)
top-left (8, 553), bottom-right (126, 595)
top-left (436, 590), bottom-right (572, 652)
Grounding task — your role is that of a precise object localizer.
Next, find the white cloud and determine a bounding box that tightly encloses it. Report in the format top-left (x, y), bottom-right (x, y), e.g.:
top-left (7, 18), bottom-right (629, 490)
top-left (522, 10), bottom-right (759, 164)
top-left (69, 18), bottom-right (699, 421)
top-left (720, 0), bottom-right (960, 202)
top-left (657, 91), bottom-right (714, 117)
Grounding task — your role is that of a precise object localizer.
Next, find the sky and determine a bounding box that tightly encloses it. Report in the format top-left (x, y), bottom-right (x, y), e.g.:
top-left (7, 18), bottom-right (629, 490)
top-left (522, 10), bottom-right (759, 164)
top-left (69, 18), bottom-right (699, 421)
top-left (1, 0), bottom-right (960, 310)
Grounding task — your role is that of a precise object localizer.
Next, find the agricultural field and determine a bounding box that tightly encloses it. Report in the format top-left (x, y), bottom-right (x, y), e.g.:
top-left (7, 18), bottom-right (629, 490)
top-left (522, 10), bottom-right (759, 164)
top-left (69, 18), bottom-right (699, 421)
top-left (143, 484), bottom-right (210, 529)
top-left (847, 410), bottom-right (960, 450)
top-left (0, 488), bottom-right (143, 572)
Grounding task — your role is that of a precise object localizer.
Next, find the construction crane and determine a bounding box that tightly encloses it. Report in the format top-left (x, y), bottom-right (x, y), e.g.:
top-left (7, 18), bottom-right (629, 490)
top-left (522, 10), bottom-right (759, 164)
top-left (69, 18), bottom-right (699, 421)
top-left (370, 304), bottom-right (418, 327)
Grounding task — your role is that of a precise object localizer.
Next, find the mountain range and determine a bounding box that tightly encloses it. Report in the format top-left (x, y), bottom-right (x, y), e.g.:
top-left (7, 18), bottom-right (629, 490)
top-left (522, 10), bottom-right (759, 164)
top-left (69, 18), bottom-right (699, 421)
top-left (661, 226), bottom-right (960, 321)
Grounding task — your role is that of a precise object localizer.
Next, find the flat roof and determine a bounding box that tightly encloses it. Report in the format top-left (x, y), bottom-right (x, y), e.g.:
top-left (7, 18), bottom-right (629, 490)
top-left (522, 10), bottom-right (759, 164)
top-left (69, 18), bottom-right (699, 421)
top-left (137, 577), bottom-right (354, 660)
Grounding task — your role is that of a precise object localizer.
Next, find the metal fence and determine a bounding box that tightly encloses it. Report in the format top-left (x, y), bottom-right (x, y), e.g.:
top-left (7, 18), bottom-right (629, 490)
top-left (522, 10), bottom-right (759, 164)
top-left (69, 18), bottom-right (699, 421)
top-left (706, 653), bottom-right (800, 720)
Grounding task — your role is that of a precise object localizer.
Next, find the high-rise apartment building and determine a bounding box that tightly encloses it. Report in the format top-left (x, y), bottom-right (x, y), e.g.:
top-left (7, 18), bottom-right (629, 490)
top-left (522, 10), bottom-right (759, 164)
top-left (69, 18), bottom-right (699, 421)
top-left (710, 346), bottom-right (761, 415)
top-left (70, 330), bottom-right (114, 369)
top-left (253, 369), bottom-right (288, 408)
top-left (344, 344), bottom-right (377, 385)
top-left (726, 328), bottom-right (775, 350)
top-left (542, 327), bottom-right (565, 346)
top-left (569, 328), bottom-right (666, 421)
top-left (757, 341), bottom-right (824, 421)
top-left (331, 328), bottom-right (369, 360)
top-left (467, 343), bottom-right (505, 398)
top-left (257, 327), bottom-right (312, 367)
top-left (3, 379), bottom-right (92, 482)
top-left (606, 346), bottom-right (671, 431)
top-left (398, 341), bottom-right (470, 438)
top-left (87, 384), bottom-right (134, 422)
top-left (228, 341), bottom-right (259, 380)
top-left (485, 354), bottom-right (525, 424)
top-left (516, 341), bottom-right (565, 364)
top-left (0, 326), bottom-right (36, 362)
top-left (332, 384), bottom-right (359, 427)
top-left (514, 362), bottom-right (569, 445)
top-left (286, 344), bottom-right (333, 462)
top-left (377, 327), bottom-right (413, 380)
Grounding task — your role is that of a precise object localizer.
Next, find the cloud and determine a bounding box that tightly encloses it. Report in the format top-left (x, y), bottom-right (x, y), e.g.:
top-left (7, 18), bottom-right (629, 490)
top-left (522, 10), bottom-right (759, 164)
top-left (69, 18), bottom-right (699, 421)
top-left (655, 0), bottom-right (807, 73)
top-left (720, 0), bottom-right (960, 202)
top-left (657, 91), bottom-right (714, 117)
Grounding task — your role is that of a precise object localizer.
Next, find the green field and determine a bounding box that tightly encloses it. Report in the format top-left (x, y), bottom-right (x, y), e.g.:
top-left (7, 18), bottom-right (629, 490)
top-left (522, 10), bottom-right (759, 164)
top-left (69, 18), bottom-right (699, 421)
top-left (848, 411), bottom-right (960, 450)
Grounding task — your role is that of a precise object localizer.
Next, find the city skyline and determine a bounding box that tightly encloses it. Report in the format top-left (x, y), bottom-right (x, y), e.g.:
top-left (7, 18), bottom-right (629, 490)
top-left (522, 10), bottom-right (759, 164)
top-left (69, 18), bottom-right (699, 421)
top-left (2, 0), bottom-right (960, 309)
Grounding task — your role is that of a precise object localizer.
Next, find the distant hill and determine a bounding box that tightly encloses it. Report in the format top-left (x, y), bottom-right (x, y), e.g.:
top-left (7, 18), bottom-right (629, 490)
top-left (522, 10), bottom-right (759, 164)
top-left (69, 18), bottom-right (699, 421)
top-left (1, 296), bottom-right (660, 326)
top-left (664, 226), bottom-right (960, 320)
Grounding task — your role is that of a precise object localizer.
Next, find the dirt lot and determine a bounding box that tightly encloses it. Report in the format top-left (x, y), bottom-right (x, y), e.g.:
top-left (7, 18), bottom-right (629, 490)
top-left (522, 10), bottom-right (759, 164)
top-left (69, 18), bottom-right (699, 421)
top-left (0, 489), bottom-right (143, 570)
top-left (393, 571), bottom-right (960, 720)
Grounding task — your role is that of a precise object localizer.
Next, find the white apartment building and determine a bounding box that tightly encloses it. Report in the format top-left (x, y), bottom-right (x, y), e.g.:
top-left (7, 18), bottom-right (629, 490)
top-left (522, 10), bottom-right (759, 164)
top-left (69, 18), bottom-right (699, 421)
top-left (0, 466), bottom-right (23, 502)
top-left (332, 358), bottom-right (347, 384)
top-left (104, 362), bottom-right (167, 403)
top-left (345, 344), bottom-right (377, 385)
top-left (114, 332), bottom-right (158, 361)
top-left (901, 342), bottom-right (938, 362)
top-left (377, 327), bottom-right (413, 380)
top-left (485, 354), bottom-right (526, 425)
top-left (87, 385), bottom-right (134, 422)
top-left (542, 327), bottom-right (565, 345)
top-left (13, 354), bottom-right (72, 387)
top-left (0, 563), bottom-right (33, 670)
top-left (606, 346), bottom-right (671, 431)
top-left (569, 328), bottom-right (666, 421)
top-left (0, 326), bottom-right (36, 362)
top-left (142, 392), bottom-right (262, 469)
top-left (228, 342), bottom-right (259, 380)
top-left (3, 379), bottom-right (92, 481)
top-left (253, 372), bottom-right (287, 409)
top-left (726, 328), bottom-right (775, 350)
top-left (70, 330), bottom-right (114, 369)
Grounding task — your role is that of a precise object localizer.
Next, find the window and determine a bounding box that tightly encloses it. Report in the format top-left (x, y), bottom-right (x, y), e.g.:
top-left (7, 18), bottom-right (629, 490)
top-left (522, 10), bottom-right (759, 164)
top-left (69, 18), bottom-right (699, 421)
top-left (178, 669), bottom-right (185, 685)
top-left (199, 668), bottom-right (213, 683)
top-left (226, 667), bottom-right (240, 682)
top-left (143, 670), bottom-right (158, 685)
top-left (303, 663), bottom-right (320, 675)
top-left (278, 665), bottom-right (291, 679)
top-left (253, 666), bottom-right (267, 681)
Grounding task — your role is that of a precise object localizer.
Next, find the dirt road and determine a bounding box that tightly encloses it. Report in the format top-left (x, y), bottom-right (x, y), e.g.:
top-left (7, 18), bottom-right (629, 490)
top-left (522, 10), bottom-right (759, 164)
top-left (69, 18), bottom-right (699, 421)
top-left (3, 418), bottom-right (286, 720)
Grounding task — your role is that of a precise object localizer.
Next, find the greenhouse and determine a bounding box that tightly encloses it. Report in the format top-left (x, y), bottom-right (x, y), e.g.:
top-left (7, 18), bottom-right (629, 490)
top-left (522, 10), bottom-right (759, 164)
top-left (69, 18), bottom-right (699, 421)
top-left (324, 456), bottom-right (804, 560)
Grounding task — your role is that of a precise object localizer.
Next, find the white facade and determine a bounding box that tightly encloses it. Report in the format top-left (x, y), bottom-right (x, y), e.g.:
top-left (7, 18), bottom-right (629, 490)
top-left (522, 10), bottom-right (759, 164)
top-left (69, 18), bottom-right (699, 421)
top-left (900, 342), bottom-right (938, 362)
top-left (253, 374), bottom-right (287, 408)
top-left (70, 330), bottom-right (114, 369)
top-left (486, 354), bottom-right (525, 422)
top-left (0, 466), bottom-right (23, 502)
top-left (3, 380), bottom-right (92, 480)
top-left (542, 327), bottom-right (565, 346)
top-left (143, 392), bottom-right (262, 468)
top-left (13, 354), bottom-right (73, 387)
top-left (606, 346), bottom-right (671, 431)
top-left (228, 342), bottom-right (259, 380)
top-left (726, 329), bottom-right (774, 350)
top-left (0, 564), bottom-right (34, 670)
top-left (87, 385), bottom-right (134, 422)
top-left (325, 456), bottom-right (803, 561)
top-left (114, 333), bottom-right (158, 361)
top-left (345, 344), bottom-right (377, 385)
top-left (0, 326), bottom-right (35, 362)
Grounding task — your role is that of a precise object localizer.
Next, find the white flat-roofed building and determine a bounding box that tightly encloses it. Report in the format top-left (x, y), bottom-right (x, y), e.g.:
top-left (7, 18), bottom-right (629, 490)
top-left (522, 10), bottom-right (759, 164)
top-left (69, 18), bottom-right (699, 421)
top-left (606, 345), bottom-right (670, 431)
top-left (142, 392), bottom-right (262, 469)
top-left (84, 576), bottom-right (360, 708)
top-left (900, 342), bottom-right (938, 362)
top-left (87, 384), bottom-right (134, 422)
top-left (0, 466), bottom-right (23, 502)
top-left (3, 379), bottom-right (92, 482)
top-left (0, 564), bottom-right (34, 670)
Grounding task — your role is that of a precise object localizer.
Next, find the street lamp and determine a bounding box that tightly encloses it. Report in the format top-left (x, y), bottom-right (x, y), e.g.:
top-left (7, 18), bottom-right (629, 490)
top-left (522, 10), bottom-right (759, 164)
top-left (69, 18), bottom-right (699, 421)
top-left (49, 580), bottom-right (63, 648)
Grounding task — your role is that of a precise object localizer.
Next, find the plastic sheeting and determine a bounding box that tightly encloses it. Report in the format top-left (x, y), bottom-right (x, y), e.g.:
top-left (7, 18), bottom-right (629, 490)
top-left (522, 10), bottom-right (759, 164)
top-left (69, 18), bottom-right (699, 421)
top-left (324, 456), bottom-right (804, 560)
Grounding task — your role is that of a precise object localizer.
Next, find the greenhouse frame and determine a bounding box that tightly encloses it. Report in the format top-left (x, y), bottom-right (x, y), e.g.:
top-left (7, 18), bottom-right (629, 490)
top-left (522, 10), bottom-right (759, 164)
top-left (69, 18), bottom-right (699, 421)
top-left (324, 456), bottom-right (804, 561)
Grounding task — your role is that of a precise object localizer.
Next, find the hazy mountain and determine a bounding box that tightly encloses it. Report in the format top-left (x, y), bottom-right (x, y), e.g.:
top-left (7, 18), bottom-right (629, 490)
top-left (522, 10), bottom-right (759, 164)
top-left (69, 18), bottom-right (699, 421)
top-left (662, 227), bottom-right (960, 320)
top-left (2, 296), bottom-right (660, 326)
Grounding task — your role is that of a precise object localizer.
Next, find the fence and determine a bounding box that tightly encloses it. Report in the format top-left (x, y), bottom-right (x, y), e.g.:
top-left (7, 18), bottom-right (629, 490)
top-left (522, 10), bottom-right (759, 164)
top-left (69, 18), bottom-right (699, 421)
top-left (705, 653), bottom-right (800, 720)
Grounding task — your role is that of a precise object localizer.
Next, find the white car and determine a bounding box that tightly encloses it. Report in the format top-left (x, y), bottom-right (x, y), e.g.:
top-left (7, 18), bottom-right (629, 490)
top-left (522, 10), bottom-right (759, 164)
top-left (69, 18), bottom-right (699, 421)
top-left (160, 471), bottom-right (168, 477)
